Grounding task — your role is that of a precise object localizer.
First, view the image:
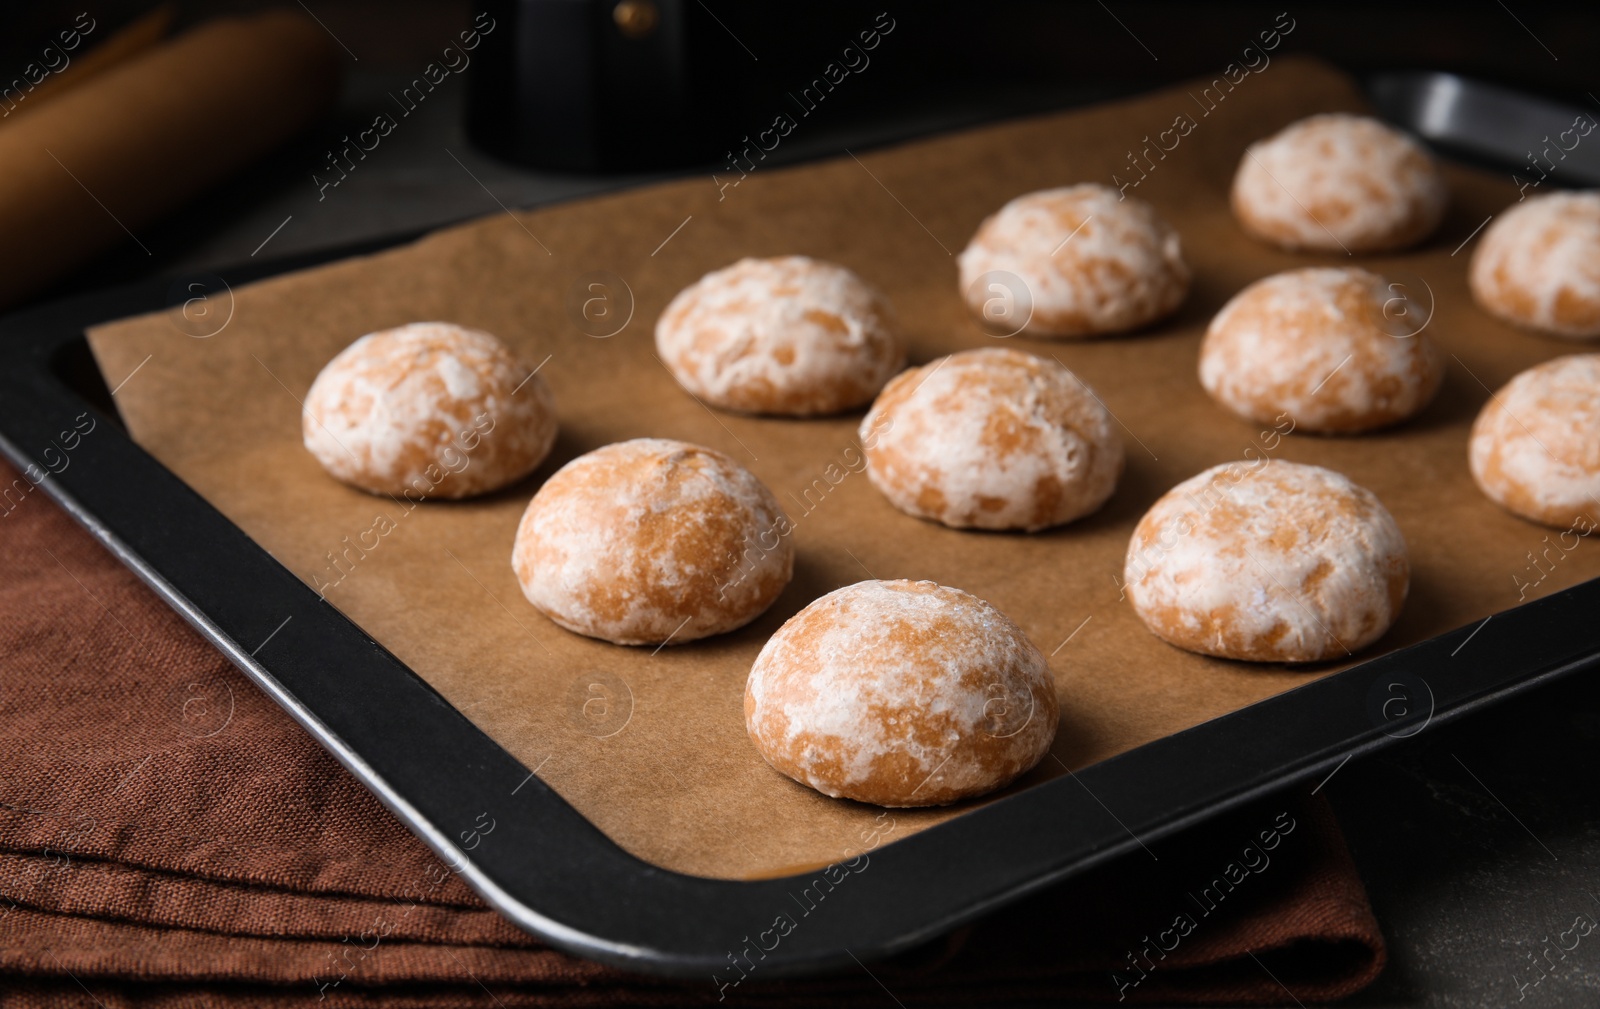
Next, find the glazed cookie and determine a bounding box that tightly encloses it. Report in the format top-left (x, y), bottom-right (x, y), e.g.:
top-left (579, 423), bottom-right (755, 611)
top-left (1469, 192), bottom-right (1600, 339)
top-left (512, 439), bottom-right (793, 645)
top-left (745, 579), bottom-right (1059, 807)
top-left (1231, 113), bottom-right (1447, 253)
top-left (956, 184), bottom-right (1189, 338)
top-left (860, 348), bottom-right (1123, 531)
top-left (1469, 354), bottom-right (1600, 530)
top-left (655, 256), bottom-right (904, 415)
top-left (1124, 460), bottom-right (1409, 663)
top-left (303, 322), bottom-right (557, 499)
top-left (1200, 267), bottom-right (1443, 433)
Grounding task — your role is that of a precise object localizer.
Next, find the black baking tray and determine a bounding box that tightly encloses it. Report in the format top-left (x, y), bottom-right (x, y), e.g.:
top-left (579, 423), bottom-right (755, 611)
top-left (2, 233), bottom-right (1597, 980)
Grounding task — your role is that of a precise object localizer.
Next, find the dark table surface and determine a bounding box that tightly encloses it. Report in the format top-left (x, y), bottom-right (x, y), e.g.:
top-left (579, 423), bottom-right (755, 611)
top-left (11, 2), bottom-right (1600, 1005)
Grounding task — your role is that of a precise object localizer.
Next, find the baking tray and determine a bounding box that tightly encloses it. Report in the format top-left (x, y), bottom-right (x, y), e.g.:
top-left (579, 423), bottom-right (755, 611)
top-left (5, 105), bottom-right (1600, 984)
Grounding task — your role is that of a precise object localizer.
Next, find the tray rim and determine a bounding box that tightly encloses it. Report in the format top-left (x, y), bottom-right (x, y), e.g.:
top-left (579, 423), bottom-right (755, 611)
top-left (3, 226), bottom-right (1597, 984)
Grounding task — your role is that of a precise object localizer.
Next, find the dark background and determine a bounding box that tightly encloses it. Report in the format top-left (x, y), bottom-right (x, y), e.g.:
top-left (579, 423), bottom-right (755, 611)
top-left (5, 2), bottom-right (1600, 1005)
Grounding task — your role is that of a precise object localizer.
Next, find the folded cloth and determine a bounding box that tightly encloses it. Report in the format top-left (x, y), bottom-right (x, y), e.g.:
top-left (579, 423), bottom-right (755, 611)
top-left (0, 459), bottom-right (1385, 1005)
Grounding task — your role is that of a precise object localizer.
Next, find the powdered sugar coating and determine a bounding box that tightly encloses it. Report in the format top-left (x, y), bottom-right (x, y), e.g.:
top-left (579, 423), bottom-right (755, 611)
top-left (512, 439), bottom-right (793, 645)
top-left (1469, 354), bottom-right (1600, 530)
top-left (1232, 114), bottom-right (1447, 253)
top-left (860, 348), bottom-right (1124, 531)
top-left (957, 184), bottom-right (1189, 338)
top-left (1470, 192), bottom-right (1600, 339)
top-left (303, 322), bottom-right (557, 499)
top-left (1200, 267), bottom-right (1443, 433)
top-left (1124, 461), bottom-right (1409, 663)
top-left (655, 256), bottom-right (904, 415)
top-left (745, 579), bottom-right (1059, 807)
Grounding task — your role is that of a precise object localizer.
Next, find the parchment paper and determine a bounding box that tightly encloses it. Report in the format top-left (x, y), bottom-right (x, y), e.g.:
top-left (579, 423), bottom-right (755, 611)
top-left (87, 59), bottom-right (1600, 880)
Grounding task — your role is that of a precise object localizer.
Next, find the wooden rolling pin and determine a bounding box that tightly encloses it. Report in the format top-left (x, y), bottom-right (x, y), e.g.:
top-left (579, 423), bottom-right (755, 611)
top-left (0, 6), bottom-right (176, 124)
top-left (0, 10), bottom-right (340, 309)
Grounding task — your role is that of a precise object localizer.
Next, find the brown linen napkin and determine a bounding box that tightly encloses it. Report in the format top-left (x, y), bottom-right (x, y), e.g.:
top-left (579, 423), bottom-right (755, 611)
top-left (0, 459), bottom-right (1384, 1005)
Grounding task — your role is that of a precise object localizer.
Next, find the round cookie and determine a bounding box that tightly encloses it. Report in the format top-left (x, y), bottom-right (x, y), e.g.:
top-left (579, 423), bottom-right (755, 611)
top-left (654, 256), bottom-right (904, 415)
top-left (1468, 354), bottom-right (1600, 530)
top-left (1199, 267), bottom-right (1443, 433)
top-left (745, 579), bottom-right (1059, 807)
top-left (1124, 460), bottom-right (1409, 663)
top-left (860, 348), bottom-right (1124, 531)
top-left (957, 184), bottom-right (1189, 338)
top-left (1469, 191), bottom-right (1600, 339)
top-left (303, 322), bottom-right (557, 499)
top-left (1231, 113), bottom-right (1447, 253)
top-left (512, 439), bottom-right (793, 645)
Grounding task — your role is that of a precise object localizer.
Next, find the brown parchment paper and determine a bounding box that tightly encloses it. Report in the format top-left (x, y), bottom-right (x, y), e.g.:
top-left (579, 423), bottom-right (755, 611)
top-left (87, 58), bottom-right (1600, 881)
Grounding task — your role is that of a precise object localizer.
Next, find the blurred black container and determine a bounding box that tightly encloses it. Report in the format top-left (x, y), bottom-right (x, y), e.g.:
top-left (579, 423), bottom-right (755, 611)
top-left (465, 0), bottom-right (744, 171)
top-left (464, 0), bottom-right (923, 172)
top-left (464, 1), bottom-right (1600, 174)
